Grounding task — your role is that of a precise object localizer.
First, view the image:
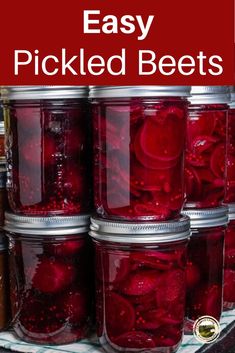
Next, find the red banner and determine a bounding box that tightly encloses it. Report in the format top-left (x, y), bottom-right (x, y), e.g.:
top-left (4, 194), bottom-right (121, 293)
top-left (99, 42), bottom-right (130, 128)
top-left (0, 0), bottom-right (234, 84)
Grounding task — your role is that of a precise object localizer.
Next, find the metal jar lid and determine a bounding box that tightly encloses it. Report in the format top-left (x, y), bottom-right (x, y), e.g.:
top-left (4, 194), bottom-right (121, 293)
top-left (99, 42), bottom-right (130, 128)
top-left (230, 86), bottom-right (235, 109)
top-left (189, 86), bottom-right (230, 104)
top-left (0, 121), bottom-right (4, 135)
top-left (183, 206), bottom-right (228, 228)
top-left (0, 168), bottom-right (6, 188)
top-left (1, 86), bottom-right (88, 100)
top-left (89, 216), bottom-right (191, 244)
top-left (227, 203), bottom-right (235, 221)
top-left (4, 212), bottom-right (90, 236)
top-left (89, 86), bottom-right (191, 98)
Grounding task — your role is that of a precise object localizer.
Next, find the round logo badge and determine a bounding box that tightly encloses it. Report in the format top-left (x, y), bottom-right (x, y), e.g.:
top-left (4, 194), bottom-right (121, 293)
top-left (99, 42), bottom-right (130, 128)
top-left (193, 316), bottom-right (221, 344)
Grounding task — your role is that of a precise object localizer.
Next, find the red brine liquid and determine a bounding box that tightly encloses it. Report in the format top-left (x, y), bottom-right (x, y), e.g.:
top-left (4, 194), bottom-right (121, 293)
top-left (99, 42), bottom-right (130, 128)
top-left (225, 109), bottom-right (235, 203)
top-left (8, 234), bottom-right (92, 344)
top-left (185, 104), bottom-right (227, 208)
top-left (5, 100), bottom-right (92, 215)
top-left (94, 240), bottom-right (187, 353)
top-left (185, 227), bottom-right (224, 332)
top-left (93, 98), bottom-right (187, 220)
top-left (224, 220), bottom-right (235, 309)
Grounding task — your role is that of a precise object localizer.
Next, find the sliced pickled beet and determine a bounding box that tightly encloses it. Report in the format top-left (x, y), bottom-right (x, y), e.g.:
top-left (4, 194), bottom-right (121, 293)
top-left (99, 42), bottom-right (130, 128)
top-left (187, 114), bottom-right (216, 142)
top-left (47, 239), bottom-right (85, 257)
top-left (131, 251), bottom-right (178, 271)
top-left (153, 325), bottom-right (182, 347)
top-left (191, 135), bottom-right (218, 154)
top-left (190, 284), bottom-right (222, 320)
top-left (105, 292), bottom-right (135, 336)
top-left (96, 251), bottom-right (130, 283)
top-left (32, 258), bottom-right (76, 293)
top-left (59, 289), bottom-right (88, 324)
top-left (136, 309), bottom-right (166, 330)
top-left (63, 162), bottom-right (88, 199)
top-left (134, 138), bottom-right (178, 170)
top-left (156, 270), bottom-right (185, 305)
top-left (131, 161), bottom-right (172, 192)
top-left (119, 270), bottom-right (160, 296)
top-left (224, 269), bottom-right (235, 302)
top-left (133, 202), bottom-right (171, 220)
top-left (185, 167), bottom-right (202, 198)
top-left (113, 331), bottom-right (155, 348)
top-left (130, 291), bottom-right (156, 312)
top-left (186, 262), bottom-right (201, 290)
top-left (20, 135), bottom-right (57, 167)
top-left (210, 144), bottom-right (225, 178)
top-left (225, 249), bottom-right (235, 268)
top-left (134, 112), bottom-right (184, 162)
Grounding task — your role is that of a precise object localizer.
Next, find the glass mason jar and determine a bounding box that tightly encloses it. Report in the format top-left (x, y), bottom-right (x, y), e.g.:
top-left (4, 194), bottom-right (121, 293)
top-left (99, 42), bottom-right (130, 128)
top-left (183, 207), bottom-right (228, 332)
top-left (225, 87), bottom-right (235, 203)
top-left (90, 86), bottom-right (190, 221)
top-left (185, 86), bottom-right (230, 208)
top-left (5, 212), bottom-right (93, 345)
top-left (0, 234), bottom-right (11, 330)
top-left (224, 203), bottom-right (235, 309)
top-left (90, 216), bottom-right (190, 353)
top-left (0, 168), bottom-right (7, 226)
top-left (2, 86), bottom-right (92, 216)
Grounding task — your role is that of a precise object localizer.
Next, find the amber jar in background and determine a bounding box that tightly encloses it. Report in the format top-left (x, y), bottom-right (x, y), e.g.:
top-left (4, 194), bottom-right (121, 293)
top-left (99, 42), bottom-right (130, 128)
top-left (0, 233), bottom-right (10, 330)
top-left (2, 86), bottom-right (92, 216)
top-left (185, 86), bottom-right (229, 208)
top-left (225, 87), bottom-right (235, 203)
top-left (224, 203), bottom-right (235, 309)
top-left (5, 213), bottom-right (93, 345)
top-left (183, 207), bottom-right (228, 333)
top-left (90, 86), bottom-right (190, 221)
top-left (90, 216), bottom-right (190, 353)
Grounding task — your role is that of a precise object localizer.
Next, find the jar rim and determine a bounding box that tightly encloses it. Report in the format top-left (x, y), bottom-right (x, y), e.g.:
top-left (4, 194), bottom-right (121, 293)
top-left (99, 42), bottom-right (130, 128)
top-left (89, 215), bottom-right (191, 243)
top-left (227, 203), bottom-right (235, 221)
top-left (189, 86), bottom-right (230, 104)
top-left (89, 85), bottom-right (191, 98)
top-left (183, 206), bottom-right (228, 228)
top-left (1, 86), bottom-right (88, 100)
top-left (4, 212), bottom-right (91, 235)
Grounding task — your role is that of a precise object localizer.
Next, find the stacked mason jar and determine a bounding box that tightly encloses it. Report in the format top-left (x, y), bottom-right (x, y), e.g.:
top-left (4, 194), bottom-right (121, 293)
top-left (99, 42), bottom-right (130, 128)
top-left (183, 86), bottom-right (230, 332)
top-left (89, 86), bottom-right (192, 353)
top-left (1, 86), bottom-right (94, 344)
top-left (223, 87), bottom-right (235, 309)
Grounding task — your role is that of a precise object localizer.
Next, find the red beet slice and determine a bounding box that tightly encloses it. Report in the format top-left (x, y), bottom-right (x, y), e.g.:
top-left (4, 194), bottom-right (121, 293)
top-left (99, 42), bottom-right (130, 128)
top-left (224, 269), bottom-right (235, 302)
top-left (136, 309), bottom-right (166, 330)
top-left (20, 135), bottom-right (57, 167)
top-left (156, 270), bottom-right (185, 306)
top-left (59, 289), bottom-right (88, 324)
top-left (225, 249), bottom-right (235, 268)
top-left (105, 292), bottom-right (135, 336)
top-left (186, 262), bottom-right (201, 290)
top-left (63, 163), bottom-right (85, 197)
top-left (185, 166), bottom-right (202, 198)
top-left (191, 135), bottom-right (218, 154)
top-left (153, 325), bottom-right (182, 347)
top-left (134, 112), bottom-right (184, 167)
top-left (191, 284), bottom-right (222, 320)
top-left (32, 258), bottom-right (76, 293)
top-left (47, 239), bottom-right (85, 257)
top-left (210, 144), bottom-right (225, 178)
top-left (131, 160), bottom-right (174, 192)
top-left (113, 331), bottom-right (155, 348)
top-left (187, 113), bottom-right (216, 143)
top-left (96, 251), bottom-right (130, 283)
top-left (130, 290), bottom-right (157, 312)
top-left (119, 270), bottom-right (160, 296)
top-left (131, 251), bottom-right (177, 271)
